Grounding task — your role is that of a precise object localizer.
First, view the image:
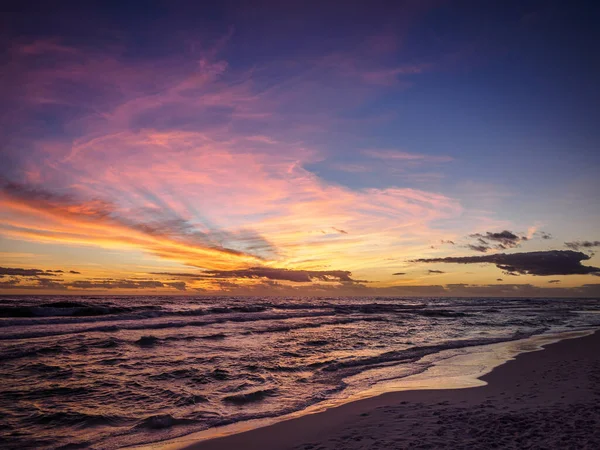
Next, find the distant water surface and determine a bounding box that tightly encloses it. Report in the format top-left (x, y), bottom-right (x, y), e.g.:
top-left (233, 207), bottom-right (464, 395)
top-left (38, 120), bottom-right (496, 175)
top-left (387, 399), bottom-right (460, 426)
top-left (1, 295), bottom-right (599, 449)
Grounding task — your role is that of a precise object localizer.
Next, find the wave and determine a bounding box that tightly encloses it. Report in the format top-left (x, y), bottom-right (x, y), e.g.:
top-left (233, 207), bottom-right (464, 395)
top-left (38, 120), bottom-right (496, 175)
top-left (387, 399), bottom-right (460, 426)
top-left (16, 362), bottom-right (74, 379)
top-left (0, 302), bottom-right (274, 325)
top-left (304, 340), bottom-right (329, 347)
top-left (174, 394), bottom-right (209, 407)
top-left (0, 301), bottom-right (160, 318)
top-left (0, 343), bottom-right (71, 361)
top-left (3, 386), bottom-right (94, 402)
top-left (135, 335), bottom-right (160, 346)
top-left (222, 388), bottom-right (278, 405)
top-left (0, 310), bottom-right (343, 340)
top-left (24, 410), bottom-right (129, 428)
top-left (149, 368), bottom-right (204, 381)
top-left (315, 331), bottom-right (541, 377)
top-left (0, 301), bottom-right (468, 330)
top-left (135, 414), bottom-right (196, 430)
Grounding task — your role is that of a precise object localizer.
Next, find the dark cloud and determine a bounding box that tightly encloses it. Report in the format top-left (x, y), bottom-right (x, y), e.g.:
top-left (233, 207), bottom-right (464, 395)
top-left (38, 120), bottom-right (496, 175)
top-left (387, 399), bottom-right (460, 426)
top-left (150, 272), bottom-right (204, 278)
top-left (536, 231), bottom-right (552, 240)
top-left (496, 278), bottom-right (503, 281)
top-left (0, 267), bottom-right (57, 277)
top-left (1, 276), bottom-right (188, 291)
top-left (69, 270), bottom-right (81, 274)
top-left (214, 280), bottom-right (243, 290)
top-left (203, 267), bottom-right (359, 283)
top-left (468, 230), bottom-right (527, 251)
top-left (440, 240), bottom-right (455, 245)
top-left (427, 269), bottom-right (445, 274)
top-left (332, 227), bottom-right (348, 234)
top-left (0, 277), bottom-right (67, 290)
top-left (412, 250), bottom-right (600, 276)
top-left (467, 244), bottom-right (490, 253)
top-left (69, 279), bottom-right (167, 289)
top-left (37, 278), bottom-right (68, 289)
top-left (392, 272), bottom-right (406, 276)
top-left (166, 281), bottom-right (187, 291)
top-left (548, 280), bottom-right (560, 284)
top-left (565, 240), bottom-right (600, 251)
top-left (0, 267), bottom-right (83, 282)
top-left (0, 278), bottom-right (20, 287)
top-left (480, 230), bottom-right (522, 243)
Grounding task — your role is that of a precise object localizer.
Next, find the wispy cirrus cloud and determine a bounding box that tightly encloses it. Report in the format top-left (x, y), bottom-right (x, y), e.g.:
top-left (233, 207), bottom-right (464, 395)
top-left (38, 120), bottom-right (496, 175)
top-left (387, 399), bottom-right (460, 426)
top-left (0, 35), bottom-right (464, 285)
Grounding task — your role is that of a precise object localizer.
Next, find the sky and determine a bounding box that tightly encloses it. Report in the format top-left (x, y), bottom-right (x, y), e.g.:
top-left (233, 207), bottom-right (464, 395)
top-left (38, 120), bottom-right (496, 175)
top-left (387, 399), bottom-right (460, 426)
top-left (1, 0), bottom-right (599, 297)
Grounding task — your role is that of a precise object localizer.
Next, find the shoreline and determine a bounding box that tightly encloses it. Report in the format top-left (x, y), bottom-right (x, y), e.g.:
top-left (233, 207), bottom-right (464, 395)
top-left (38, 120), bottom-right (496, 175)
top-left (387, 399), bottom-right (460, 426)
top-left (130, 327), bottom-right (599, 450)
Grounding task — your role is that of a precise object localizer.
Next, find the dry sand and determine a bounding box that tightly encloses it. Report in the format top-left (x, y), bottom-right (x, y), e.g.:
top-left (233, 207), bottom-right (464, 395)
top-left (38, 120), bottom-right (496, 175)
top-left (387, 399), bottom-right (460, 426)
top-left (158, 330), bottom-right (600, 450)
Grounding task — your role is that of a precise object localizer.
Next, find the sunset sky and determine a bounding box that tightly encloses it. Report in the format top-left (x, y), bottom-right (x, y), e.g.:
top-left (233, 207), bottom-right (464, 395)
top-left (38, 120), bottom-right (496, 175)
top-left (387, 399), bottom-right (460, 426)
top-left (1, 0), bottom-right (599, 296)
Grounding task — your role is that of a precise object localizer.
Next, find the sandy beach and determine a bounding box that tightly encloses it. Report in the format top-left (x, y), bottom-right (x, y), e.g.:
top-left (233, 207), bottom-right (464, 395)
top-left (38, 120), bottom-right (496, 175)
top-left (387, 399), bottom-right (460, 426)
top-left (147, 330), bottom-right (600, 450)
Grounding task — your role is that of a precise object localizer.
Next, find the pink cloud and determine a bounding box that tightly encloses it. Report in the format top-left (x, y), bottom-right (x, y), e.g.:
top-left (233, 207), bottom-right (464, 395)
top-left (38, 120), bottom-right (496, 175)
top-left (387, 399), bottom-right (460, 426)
top-left (1, 35), bottom-right (468, 287)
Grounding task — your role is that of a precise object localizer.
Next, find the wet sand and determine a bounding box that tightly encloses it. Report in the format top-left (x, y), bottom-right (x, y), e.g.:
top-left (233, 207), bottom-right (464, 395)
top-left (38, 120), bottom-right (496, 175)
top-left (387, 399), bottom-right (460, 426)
top-left (150, 329), bottom-right (600, 450)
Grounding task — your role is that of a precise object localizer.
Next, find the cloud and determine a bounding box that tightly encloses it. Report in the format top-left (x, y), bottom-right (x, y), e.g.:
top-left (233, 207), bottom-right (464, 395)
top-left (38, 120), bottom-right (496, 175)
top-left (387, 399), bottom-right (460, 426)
top-left (0, 276), bottom-right (66, 290)
top-left (496, 278), bottom-right (503, 281)
top-left (0, 31), bottom-right (467, 288)
top-left (392, 272), bottom-right (406, 275)
top-left (0, 267), bottom-right (59, 277)
top-left (548, 279), bottom-right (560, 284)
top-left (464, 229), bottom-right (555, 253)
top-left (565, 241), bottom-right (600, 251)
top-left (150, 272), bottom-right (205, 278)
top-left (479, 230), bottom-right (523, 243)
top-left (468, 230), bottom-right (527, 251)
top-left (332, 227), bottom-right (348, 234)
top-left (69, 279), bottom-right (169, 290)
top-left (202, 267), bottom-right (360, 283)
top-left (0, 272), bottom-right (188, 291)
top-left (467, 244), bottom-right (490, 253)
top-left (69, 270), bottom-right (81, 274)
top-left (0, 278), bottom-right (20, 287)
top-left (1, 171), bottom-right (461, 275)
top-left (166, 281), bottom-right (187, 291)
top-left (427, 269), bottom-right (445, 274)
top-left (412, 250), bottom-right (600, 276)
top-left (0, 179), bottom-right (273, 270)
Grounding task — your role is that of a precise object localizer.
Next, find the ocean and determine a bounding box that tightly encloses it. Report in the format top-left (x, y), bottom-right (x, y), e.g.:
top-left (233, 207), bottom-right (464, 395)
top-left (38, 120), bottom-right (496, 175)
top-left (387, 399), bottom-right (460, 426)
top-left (1, 295), bottom-right (599, 449)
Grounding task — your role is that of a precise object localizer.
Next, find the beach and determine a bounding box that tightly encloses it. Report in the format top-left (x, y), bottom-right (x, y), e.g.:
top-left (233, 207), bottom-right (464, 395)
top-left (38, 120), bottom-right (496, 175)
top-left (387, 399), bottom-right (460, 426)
top-left (150, 329), bottom-right (600, 450)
